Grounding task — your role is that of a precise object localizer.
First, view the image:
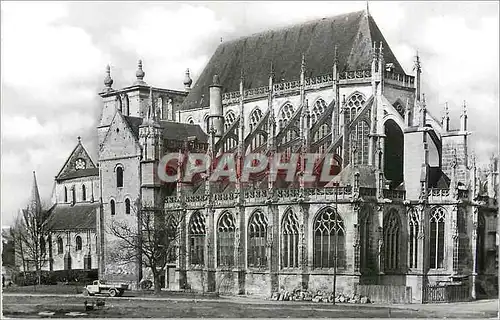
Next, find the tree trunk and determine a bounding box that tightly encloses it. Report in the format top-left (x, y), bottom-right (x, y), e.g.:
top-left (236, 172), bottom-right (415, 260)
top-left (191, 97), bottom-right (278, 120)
top-left (153, 270), bottom-right (161, 295)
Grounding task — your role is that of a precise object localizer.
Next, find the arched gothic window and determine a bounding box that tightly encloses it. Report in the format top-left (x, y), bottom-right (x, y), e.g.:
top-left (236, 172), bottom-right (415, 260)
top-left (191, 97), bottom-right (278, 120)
top-left (278, 103), bottom-right (295, 131)
top-left (384, 209), bottom-right (401, 272)
top-left (477, 213), bottom-right (486, 273)
top-left (110, 200), bottom-right (115, 216)
top-left (125, 198), bottom-right (131, 214)
top-left (82, 185), bottom-right (86, 201)
top-left (64, 187), bottom-right (68, 203)
top-left (217, 212), bottom-right (235, 267)
top-left (57, 237), bottom-right (63, 254)
top-left (249, 108), bottom-right (266, 151)
top-left (360, 207), bottom-right (375, 272)
top-left (408, 209), bottom-right (419, 269)
top-left (116, 166), bottom-right (123, 188)
top-left (281, 209), bottom-right (299, 268)
top-left (75, 236), bottom-right (82, 251)
top-left (313, 208), bottom-right (346, 268)
top-left (248, 211), bottom-right (268, 268)
top-left (349, 121), bottom-right (370, 165)
top-left (311, 98), bottom-right (327, 124)
top-left (203, 114), bottom-right (209, 132)
top-left (189, 211), bottom-right (206, 266)
top-left (72, 186), bottom-right (76, 205)
top-left (430, 207), bottom-right (445, 269)
top-left (344, 92), bottom-right (366, 124)
top-left (224, 110), bottom-right (236, 131)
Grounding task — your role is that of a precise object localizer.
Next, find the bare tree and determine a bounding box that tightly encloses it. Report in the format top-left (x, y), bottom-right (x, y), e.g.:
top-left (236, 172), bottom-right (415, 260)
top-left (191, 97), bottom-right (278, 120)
top-left (10, 202), bottom-right (51, 285)
top-left (107, 202), bottom-right (183, 295)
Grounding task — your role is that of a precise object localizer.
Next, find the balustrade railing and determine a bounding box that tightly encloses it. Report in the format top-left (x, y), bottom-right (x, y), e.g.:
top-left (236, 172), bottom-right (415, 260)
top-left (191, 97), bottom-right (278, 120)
top-left (359, 187), bottom-right (376, 197)
top-left (384, 72), bottom-right (415, 88)
top-left (429, 188), bottom-right (450, 201)
top-left (382, 189), bottom-right (406, 200)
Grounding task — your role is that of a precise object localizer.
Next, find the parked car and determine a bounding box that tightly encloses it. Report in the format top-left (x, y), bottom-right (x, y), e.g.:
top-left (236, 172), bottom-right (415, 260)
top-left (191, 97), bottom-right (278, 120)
top-left (83, 280), bottom-right (129, 297)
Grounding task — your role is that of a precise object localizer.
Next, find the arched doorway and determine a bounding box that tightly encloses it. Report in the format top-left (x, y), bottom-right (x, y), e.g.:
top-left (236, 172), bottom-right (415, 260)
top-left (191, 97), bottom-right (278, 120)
top-left (384, 119), bottom-right (404, 189)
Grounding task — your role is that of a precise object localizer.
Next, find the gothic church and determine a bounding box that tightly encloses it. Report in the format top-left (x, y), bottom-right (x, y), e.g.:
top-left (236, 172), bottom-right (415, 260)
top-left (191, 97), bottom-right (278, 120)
top-left (38, 9), bottom-right (498, 303)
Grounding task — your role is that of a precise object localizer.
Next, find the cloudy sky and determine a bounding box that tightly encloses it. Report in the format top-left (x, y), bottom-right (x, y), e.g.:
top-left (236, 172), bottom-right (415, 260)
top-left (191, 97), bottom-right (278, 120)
top-left (1, 1), bottom-right (498, 226)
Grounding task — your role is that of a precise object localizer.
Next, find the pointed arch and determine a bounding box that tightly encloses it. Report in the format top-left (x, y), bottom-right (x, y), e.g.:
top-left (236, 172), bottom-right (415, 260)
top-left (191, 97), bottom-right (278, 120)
top-left (408, 208), bottom-right (419, 269)
top-left (349, 120), bottom-right (370, 165)
top-left (224, 110), bottom-right (236, 131)
top-left (203, 113), bottom-right (209, 132)
top-left (313, 207), bottom-right (346, 268)
top-left (278, 102), bottom-right (295, 131)
top-left (430, 207), bottom-right (446, 269)
top-left (310, 98), bottom-right (328, 125)
top-left (384, 209), bottom-right (402, 272)
top-left (249, 107), bottom-right (267, 151)
top-left (189, 211), bottom-right (206, 266)
top-left (82, 184), bottom-right (86, 201)
top-left (57, 237), bottom-right (64, 254)
top-left (345, 91), bottom-right (366, 124)
top-left (248, 210), bottom-right (268, 268)
top-left (217, 211), bottom-right (235, 267)
top-left (281, 208), bottom-right (299, 268)
top-left (75, 235), bottom-right (82, 251)
top-left (359, 205), bottom-right (376, 273)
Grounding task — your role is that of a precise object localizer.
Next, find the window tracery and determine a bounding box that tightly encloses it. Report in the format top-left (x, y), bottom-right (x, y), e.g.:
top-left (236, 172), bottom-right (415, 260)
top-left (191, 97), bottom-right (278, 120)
top-left (281, 209), bottom-right (299, 268)
top-left (248, 211), bottom-right (268, 268)
top-left (430, 207), bottom-right (446, 269)
top-left (217, 212), bottom-right (235, 267)
top-left (313, 208), bottom-right (346, 268)
top-left (384, 209), bottom-right (401, 272)
top-left (189, 211), bottom-right (206, 266)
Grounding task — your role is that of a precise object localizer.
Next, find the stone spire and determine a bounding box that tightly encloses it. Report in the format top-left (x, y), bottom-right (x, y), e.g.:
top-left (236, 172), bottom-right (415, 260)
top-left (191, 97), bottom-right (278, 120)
top-left (460, 100), bottom-right (468, 131)
top-left (442, 102), bottom-right (450, 131)
top-left (183, 68), bottom-right (193, 91)
top-left (134, 59), bottom-right (146, 85)
top-left (365, 1), bottom-right (370, 17)
top-left (27, 171), bottom-right (42, 215)
top-left (103, 64), bottom-right (113, 92)
top-left (413, 51), bottom-right (422, 101)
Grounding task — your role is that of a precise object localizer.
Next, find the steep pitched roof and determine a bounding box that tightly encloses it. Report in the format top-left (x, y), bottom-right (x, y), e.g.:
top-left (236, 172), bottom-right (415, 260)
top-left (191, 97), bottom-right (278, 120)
top-left (56, 139), bottom-right (98, 182)
top-left (182, 10), bottom-right (405, 110)
top-left (45, 203), bottom-right (98, 231)
top-left (123, 116), bottom-right (208, 143)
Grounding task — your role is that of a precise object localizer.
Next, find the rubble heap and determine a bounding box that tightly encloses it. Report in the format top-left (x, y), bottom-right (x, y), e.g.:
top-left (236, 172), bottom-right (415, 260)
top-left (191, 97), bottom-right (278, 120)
top-left (270, 289), bottom-right (371, 304)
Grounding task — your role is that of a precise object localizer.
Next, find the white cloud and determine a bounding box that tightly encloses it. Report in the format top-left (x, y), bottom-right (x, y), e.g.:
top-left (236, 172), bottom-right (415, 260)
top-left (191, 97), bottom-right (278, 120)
top-left (112, 4), bottom-right (234, 90)
top-left (1, 2), bottom-right (109, 105)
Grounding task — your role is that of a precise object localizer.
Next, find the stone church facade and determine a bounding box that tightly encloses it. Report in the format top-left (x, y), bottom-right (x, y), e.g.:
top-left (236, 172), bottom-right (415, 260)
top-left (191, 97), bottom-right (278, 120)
top-left (34, 9), bottom-right (498, 303)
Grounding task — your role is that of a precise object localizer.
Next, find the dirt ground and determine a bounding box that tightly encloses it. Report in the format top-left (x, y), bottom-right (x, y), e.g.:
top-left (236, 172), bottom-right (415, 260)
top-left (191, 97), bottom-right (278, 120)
top-left (2, 293), bottom-right (497, 318)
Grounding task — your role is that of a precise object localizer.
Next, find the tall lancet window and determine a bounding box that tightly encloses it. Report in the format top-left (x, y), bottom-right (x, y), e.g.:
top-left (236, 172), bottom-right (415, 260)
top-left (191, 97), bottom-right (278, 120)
top-left (344, 92), bottom-right (366, 124)
top-left (349, 121), bottom-right (370, 165)
top-left (310, 98), bottom-right (327, 125)
top-left (82, 184), bottom-right (86, 201)
top-left (189, 211), bottom-right (206, 266)
top-left (430, 207), bottom-right (446, 269)
top-left (116, 166), bottom-right (123, 188)
top-left (223, 111), bottom-right (237, 152)
top-left (64, 186), bottom-right (68, 203)
top-left (278, 103), bottom-right (295, 131)
top-left (249, 108), bottom-right (266, 151)
top-left (71, 186), bottom-right (76, 205)
top-left (313, 124), bottom-right (330, 154)
top-left (384, 209), bottom-right (401, 272)
top-left (313, 208), bottom-right (346, 268)
top-left (408, 209), bottom-right (419, 269)
top-left (248, 211), bottom-right (268, 268)
top-left (217, 212), bottom-right (235, 267)
top-left (281, 209), bottom-right (299, 268)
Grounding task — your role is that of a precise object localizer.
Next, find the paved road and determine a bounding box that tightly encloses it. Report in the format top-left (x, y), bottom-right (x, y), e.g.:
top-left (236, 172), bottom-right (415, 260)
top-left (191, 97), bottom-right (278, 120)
top-left (3, 293), bottom-right (497, 318)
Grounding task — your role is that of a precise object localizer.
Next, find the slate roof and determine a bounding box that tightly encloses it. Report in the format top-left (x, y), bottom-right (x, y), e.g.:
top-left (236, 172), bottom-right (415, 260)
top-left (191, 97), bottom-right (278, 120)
top-left (45, 203), bottom-right (98, 231)
top-left (181, 10), bottom-right (405, 110)
top-left (123, 116), bottom-right (208, 143)
top-left (57, 168), bottom-right (99, 181)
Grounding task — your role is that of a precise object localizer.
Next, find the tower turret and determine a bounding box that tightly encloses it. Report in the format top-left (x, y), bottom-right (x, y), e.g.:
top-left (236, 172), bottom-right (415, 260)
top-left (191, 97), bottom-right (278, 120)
top-left (209, 74), bottom-right (223, 141)
top-left (184, 68), bottom-right (193, 91)
top-left (103, 65), bottom-right (113, 92)
top-left (460, 100), bottom-right (468, 132)
top-left (134, 60), bottom-right (147, 86)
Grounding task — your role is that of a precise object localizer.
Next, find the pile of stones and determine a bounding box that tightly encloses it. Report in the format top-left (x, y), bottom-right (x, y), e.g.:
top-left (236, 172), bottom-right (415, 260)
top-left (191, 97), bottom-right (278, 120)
top-left (270, 289), bottom-right (371, 304)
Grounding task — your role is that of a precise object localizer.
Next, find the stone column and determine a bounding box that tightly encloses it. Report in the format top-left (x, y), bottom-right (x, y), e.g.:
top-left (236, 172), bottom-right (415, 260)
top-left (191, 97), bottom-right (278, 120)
top-left (205, 206), bottom-right (216, 292)
top-left (471, 206), bottom-right (478, 299)
top-left (376, 204), bottom-right (384, 275)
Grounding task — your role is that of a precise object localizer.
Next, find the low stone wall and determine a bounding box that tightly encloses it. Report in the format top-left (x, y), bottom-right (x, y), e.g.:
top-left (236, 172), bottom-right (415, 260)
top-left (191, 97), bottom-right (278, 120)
top-left (356, 285), bottom-right (412, 304)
